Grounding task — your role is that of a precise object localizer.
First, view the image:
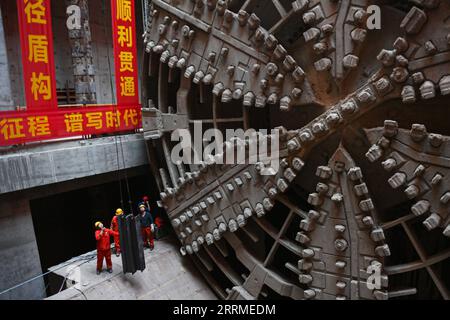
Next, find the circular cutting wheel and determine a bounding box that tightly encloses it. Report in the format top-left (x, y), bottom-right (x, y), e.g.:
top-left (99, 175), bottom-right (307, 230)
top-left (142, 0), bottom-right (450, 300)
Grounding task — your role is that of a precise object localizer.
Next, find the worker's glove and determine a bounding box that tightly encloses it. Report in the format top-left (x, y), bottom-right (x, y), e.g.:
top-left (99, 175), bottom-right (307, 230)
top-left (151, 224), bottom-right (155, 233)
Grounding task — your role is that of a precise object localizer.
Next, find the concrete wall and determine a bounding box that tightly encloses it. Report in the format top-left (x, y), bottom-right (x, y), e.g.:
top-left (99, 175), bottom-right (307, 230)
top-left (89, 0), bottom-right (116, 104)
top-left (0, 194), bottom-right (45, 300)
top-left (0, 5), bottom-right (13, 110)
top-left (0, 134), bottom-right (149, 195)
top-left (52, 0), bottom-right (76, 92)
top-left (2, 1), bottom-right (24, 107)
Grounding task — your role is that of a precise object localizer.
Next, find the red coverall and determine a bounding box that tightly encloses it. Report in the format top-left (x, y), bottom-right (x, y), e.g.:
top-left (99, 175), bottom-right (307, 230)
top-left (95, 228), bottom-right (118, 271)
top-left (139, 210), bottom-right (154, 249)
top-left (155, 217), bottom-right (163, 229)
top-left (110, 216), bottom-right (120, 254)
top-left (142, 227), bottom-right (154, 248)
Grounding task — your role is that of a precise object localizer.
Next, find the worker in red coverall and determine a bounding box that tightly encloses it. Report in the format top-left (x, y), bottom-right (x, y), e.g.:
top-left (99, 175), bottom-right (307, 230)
top-left (142, 196), bottom-right (159, 239)
top-left (110, 208), bottom-right (123, 257)
top-left (94, 221), bottom-right (118, 275)
top-left (138, 203), bottom-right (154, 250)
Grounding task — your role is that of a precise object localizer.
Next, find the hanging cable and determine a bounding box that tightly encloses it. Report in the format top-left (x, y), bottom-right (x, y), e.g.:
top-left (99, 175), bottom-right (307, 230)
top-left (119, 135), bottom-right (134, 215)
top-left (102, 0), bottom-right (135, 214)
top-left (115, 135), bottom-right (125, 209)
top-left (102, 0), bottom-right (126, 209)
top-left (0, 253), bottom-right (96, 297)
top-left (57, 255), bottom-right (96, 294)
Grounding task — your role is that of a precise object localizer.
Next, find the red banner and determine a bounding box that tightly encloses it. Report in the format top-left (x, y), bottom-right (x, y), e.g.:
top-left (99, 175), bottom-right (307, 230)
top-left (111, 0), bottom-right (140, 106)
top-left (0, 105), bottom-right (142, 145)
top-left (17, 0), bottom-right (58, 111)
top-left (0, 1), bottom-right (142, 147)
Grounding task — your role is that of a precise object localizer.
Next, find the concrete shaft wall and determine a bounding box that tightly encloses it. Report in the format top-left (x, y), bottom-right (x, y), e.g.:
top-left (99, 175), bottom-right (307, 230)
top-left (65, 0), bottom-right (97, 104)
top-left (52, 0), bottom-right (79, 94)
top-left (0, 134), bottom-right (148, 195)
top-left (1, 1), bottom-right (22, 108)
top-left (0, 5), bottom-right (13, 110)
top-left (0, 194), bottom-right (45, 300)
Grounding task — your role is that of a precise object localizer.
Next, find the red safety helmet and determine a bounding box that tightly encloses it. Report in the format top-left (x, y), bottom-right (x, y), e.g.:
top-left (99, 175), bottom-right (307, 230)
top-left (143, 195), bottom-right (149, 202)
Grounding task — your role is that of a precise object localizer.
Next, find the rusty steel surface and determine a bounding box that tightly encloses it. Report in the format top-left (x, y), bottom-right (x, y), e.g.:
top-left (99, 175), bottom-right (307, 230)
top-left (141, 0), bottom-right (450, 300)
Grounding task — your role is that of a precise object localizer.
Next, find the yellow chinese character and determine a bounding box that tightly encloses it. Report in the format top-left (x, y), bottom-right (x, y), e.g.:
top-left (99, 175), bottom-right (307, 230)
top-left (124, 109), bottom-right (138, 126)
top-left (117, 25), bottom-right (133, 47)
top-left (0, 118), bottom-right (26, 140)
top-left (116, 0), bottom-right (132, 22)
top-left (24, 0), bottom-right (47, 24)
top-left (64, 113), bottom-right (83, 133)
top-left (86, 112), bottom-right (103, 130)
top-left (119, 51), bottom-right (134, 72)
top-left (27, 116), bottom-right (50, 137)
top-left (28, 35), bottom-right (48, 63)
top-left (106, 111), bottom-right (121, 128)
top-left (30, 72), bottom-right (52, 101)
top-left (120, 76), bottom-right (135, 97)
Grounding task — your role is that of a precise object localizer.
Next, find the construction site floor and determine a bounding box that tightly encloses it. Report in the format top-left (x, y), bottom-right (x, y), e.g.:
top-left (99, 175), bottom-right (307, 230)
top-left (46, 236), bottom-right (217, 300)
